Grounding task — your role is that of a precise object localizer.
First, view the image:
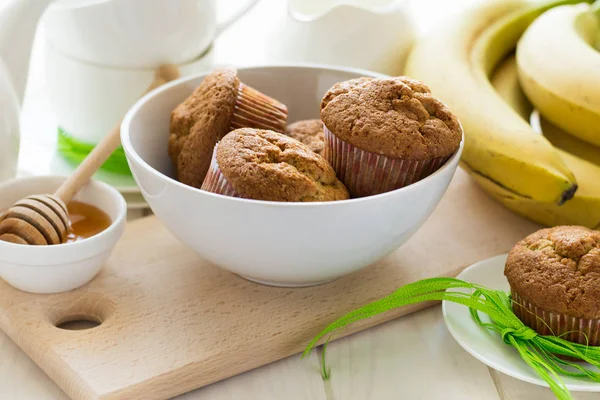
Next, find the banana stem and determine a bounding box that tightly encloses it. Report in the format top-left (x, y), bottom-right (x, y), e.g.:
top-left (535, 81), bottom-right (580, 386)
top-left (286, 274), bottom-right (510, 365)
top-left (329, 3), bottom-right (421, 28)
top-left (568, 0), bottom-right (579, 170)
top-left (591, 0), bottom-right (600, 50)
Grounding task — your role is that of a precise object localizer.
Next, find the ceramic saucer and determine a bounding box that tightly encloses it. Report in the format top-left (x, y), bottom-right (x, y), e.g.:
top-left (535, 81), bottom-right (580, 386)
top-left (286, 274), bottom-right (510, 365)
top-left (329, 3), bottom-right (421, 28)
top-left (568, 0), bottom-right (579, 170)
top-left (442, 254), bottom-right (600, 392)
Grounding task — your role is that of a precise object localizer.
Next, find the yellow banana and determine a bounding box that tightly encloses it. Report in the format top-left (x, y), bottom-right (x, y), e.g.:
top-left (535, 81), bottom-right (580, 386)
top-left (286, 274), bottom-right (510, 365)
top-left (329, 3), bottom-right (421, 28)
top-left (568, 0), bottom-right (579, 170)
top-left (538, 115), bottom-right (600, 166)
top-left (493, 54), bottom-right (600, 166)
top-left (488, 54), bottom-right (600, 228)
top-left (516, 2), bottom-right (600, 146)
top-left (405, 0), bottom-right (578, 205)
top-left (465, 158), bottom-right (600, 228)
top-left (490, 53), bottom-right (533, 121)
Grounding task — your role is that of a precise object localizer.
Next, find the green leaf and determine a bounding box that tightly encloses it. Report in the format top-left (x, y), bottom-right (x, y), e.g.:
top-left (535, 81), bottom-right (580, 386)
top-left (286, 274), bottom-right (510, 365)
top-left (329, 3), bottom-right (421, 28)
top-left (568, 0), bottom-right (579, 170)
top-left (57, 127), bottom-right (132, 175)
top-left (303, 277), bottom-right (600, 400)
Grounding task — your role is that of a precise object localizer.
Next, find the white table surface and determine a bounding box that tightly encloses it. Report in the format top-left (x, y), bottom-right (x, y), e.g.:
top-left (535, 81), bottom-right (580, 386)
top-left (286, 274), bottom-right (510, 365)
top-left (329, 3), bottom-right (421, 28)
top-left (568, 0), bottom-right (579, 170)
top-left (2, 0), bottom-right (599, 399)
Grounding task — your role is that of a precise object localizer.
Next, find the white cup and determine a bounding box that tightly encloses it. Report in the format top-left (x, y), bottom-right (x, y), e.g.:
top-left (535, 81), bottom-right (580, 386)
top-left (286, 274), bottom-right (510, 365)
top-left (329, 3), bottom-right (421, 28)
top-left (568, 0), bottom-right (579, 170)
top-left (44, 41), bottom-right (215, 147)
top-left (43, 0), bottom-right (258, 68)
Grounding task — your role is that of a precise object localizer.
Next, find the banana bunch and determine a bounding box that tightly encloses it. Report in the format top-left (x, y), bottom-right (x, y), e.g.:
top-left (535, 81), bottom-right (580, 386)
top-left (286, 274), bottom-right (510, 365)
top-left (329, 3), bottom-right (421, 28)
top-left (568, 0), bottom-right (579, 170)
top-left (405, 0), bottom-right (600, 228)
top-left (490, 55), bottom-right (600, 228)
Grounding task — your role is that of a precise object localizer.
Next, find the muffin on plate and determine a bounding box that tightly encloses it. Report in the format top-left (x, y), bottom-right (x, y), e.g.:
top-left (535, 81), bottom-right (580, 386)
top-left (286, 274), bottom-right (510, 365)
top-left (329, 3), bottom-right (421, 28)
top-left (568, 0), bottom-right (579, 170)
top-left (505, 226), bottom-right (600, 346)
top-left (169, 68), bottom-right (288, 188)
top-left (320, 76), bottom-right (462, 198)
top-left (201, 128), bottom-right (349, 202)
top-left (285, 119), bottom-right (325, 156)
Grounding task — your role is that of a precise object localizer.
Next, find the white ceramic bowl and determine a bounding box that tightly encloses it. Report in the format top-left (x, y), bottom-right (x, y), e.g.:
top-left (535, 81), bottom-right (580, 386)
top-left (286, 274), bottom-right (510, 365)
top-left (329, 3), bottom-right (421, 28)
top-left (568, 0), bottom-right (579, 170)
top-left (0, 176), bottom-right (127, 294)
top-left (121, 65), bottom-right (463, 287)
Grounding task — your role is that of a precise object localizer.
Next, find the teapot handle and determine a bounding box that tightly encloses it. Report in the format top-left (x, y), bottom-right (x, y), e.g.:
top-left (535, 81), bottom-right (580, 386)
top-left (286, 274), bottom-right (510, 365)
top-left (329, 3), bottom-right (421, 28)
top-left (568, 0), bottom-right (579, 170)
top-left (215, 0), bottom-right (259, 35)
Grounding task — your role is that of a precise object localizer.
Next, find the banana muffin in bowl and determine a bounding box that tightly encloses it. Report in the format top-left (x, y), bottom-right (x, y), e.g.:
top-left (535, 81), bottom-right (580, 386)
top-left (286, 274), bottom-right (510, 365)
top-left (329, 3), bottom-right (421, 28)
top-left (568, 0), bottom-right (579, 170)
top-left (285, 119), bottom-right (325, 155)
top-left (169, 68), bottom-right (288, 188)
top-left (201, 128), bottom-right (348, 201)
top-left (321, 76), bottom-right (462, 198)
top-left (121, 65), bottom-right (463, 286)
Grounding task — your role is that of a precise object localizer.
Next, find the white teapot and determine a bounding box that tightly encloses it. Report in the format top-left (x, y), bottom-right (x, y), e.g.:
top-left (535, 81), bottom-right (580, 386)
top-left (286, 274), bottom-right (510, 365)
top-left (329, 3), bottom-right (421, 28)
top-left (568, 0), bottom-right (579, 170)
top-left (0, 0), bottom-right (53, 183)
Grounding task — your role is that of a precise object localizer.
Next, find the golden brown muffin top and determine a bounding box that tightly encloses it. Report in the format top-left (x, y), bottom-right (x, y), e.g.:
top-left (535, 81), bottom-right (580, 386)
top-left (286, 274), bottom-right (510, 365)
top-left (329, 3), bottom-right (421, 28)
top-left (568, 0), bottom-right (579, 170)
top-left (285, 119), bottom-right (325, 155)
top-left (216, 128), bottom-right (349, 202)
top-left (169, 68), bottom-right (239, 188)
top-left (505, 226), bottom-right (600, 319)
top-left (320, 76), bottom-right (462, 160)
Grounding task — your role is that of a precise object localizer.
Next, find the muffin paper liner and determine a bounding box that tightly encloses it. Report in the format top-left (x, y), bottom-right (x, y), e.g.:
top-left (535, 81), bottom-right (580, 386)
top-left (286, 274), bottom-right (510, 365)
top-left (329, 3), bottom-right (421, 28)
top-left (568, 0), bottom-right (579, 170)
top-left (200, 145), bottom-right (241, 198)
top-left (323, 125), bottom-right (451, 198)
top-left (511, 290), bottom-right (600, 347)
top-left (231, 83), bottom-right (288, 133)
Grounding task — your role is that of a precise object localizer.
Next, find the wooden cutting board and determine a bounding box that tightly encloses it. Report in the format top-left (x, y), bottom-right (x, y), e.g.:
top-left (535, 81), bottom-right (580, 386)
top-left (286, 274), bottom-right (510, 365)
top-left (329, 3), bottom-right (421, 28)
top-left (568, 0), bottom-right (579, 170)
top-left (0, 168), bottom-right (540, 400)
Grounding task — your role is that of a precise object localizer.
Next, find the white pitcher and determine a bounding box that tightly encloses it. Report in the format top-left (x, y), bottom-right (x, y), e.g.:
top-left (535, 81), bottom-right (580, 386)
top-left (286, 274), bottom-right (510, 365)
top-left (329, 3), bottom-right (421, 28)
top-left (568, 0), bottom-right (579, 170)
top-left (0, 0), bottom-right (56, 183)
top-left (267, 0), bottom-right (416, 76)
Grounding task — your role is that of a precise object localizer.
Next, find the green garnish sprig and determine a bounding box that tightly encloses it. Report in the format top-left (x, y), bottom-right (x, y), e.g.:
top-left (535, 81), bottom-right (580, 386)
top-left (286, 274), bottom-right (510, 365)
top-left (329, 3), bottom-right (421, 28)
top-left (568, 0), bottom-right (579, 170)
top-left (303, 278), bottom-right (600, 400)
top-left (57, 128), bottom-right (132, 175)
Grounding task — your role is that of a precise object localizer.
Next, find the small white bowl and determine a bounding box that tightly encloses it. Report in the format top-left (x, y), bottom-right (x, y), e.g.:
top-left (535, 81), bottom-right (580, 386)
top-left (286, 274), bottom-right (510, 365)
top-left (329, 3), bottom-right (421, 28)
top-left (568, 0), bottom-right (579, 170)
top-left (0, 176), bottom-right (127, 294)
top-left (121, 64), bottom-right (463, 287)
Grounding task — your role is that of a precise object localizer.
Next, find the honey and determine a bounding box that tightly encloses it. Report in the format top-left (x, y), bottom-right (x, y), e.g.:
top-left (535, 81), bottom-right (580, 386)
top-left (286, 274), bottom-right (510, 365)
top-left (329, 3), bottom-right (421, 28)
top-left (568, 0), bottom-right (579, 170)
top-left (0, 200), bottom-right (111, 245)
top-left (65, 201), bottom-right (112, 243)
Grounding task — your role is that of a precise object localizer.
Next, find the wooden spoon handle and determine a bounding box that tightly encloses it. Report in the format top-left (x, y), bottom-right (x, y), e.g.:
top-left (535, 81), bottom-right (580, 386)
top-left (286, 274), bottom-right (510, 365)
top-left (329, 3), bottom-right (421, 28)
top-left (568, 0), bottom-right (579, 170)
top-left (54, 65), bottom-right (180, 204)
top-left (53, 120), bottom-right (122, 204)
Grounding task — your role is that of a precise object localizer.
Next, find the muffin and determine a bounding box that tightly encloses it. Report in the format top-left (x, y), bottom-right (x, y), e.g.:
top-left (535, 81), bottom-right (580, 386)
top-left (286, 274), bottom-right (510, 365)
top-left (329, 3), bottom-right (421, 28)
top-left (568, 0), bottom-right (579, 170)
top-left (505, 226), bottom-right (600, 346)
top-left (320, 76), bottom-right (462, 198)
top-left (201, 128), bottom-right (349, 202)
top-left (285, 119), bottom-right (325, 155)
top-left (169, 68), bottom-right (288, 188)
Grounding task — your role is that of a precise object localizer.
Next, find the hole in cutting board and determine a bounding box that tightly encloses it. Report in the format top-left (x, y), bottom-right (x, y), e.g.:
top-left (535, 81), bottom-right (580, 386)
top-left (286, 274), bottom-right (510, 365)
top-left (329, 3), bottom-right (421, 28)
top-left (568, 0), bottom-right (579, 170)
top-left (55, 314), bottom-right (102, 331)
top-left (46, 293), bottom-right (115, 331)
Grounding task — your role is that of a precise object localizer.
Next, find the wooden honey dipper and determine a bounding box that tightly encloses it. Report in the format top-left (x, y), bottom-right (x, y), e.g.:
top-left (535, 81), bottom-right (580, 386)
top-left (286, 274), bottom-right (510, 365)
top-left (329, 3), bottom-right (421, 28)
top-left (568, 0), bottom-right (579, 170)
top-left (0, 65), bottom-right (181, 245)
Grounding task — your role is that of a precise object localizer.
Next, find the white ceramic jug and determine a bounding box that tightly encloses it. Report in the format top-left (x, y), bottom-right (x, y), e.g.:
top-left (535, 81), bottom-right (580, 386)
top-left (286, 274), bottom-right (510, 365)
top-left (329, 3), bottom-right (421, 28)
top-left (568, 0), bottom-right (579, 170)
top-left (267, 0), bottom-right (416, 76)
top-left (0, 0), bottom-right (56, 183)
top-left (40, 0), bottom-right (258, 172)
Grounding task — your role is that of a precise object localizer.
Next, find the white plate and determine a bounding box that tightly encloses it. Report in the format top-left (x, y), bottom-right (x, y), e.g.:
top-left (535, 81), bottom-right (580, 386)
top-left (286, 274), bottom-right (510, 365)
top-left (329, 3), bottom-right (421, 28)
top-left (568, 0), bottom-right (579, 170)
top-left (442, 254), bottom-right (600, 392)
